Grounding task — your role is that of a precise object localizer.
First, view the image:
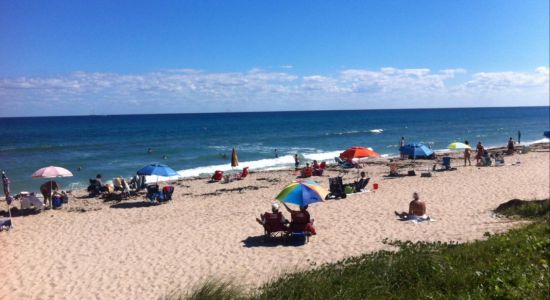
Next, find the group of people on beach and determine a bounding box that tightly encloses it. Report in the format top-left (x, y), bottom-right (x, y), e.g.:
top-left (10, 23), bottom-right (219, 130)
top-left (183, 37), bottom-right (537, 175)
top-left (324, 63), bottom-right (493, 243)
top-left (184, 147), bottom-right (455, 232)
top-left (257, 202), bottom-right (316, 235)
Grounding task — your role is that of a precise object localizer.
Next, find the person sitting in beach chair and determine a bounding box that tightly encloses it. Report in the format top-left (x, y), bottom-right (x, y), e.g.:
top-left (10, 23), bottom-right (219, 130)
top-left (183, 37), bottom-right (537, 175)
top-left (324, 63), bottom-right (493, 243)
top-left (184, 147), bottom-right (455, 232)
top-left (234, 167), bottom-right (249, 180)
top-left (211, 170), bottom-right (224, 182)
top-left (327, 176), bottom-right (346, 199)
top-left (312, 160), bottom-right (325, 176)
top-left (282, 203), bottom-right (316, 240)
top-left (256, 203), bottom-right (289, 239)
top-left (394, 192), bottom-right (429, 221)
top-left (353, 172), bottom-right (370, 192)
top-left (301, 163), bottom-right (314, 178)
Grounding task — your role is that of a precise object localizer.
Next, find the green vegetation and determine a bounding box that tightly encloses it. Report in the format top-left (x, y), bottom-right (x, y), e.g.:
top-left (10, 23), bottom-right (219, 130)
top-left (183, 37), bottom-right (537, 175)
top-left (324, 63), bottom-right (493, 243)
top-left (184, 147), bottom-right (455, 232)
top-left (168, 199), bottom-right (550, 300)
top-left (495, 198), bottom-right (550, 219)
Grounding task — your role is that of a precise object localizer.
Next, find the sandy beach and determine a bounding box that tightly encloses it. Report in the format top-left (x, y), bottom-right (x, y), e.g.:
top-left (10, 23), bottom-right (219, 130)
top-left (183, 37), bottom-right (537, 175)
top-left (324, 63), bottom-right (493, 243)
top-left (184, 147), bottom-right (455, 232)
top-left (1, 147), bottom-right (549, 300)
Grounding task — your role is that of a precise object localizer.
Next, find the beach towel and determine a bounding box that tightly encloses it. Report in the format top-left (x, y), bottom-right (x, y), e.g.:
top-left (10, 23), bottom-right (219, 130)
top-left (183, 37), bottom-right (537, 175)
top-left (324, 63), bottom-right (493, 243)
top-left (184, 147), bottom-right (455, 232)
top-left (398, 215), bottom-right (433, 224)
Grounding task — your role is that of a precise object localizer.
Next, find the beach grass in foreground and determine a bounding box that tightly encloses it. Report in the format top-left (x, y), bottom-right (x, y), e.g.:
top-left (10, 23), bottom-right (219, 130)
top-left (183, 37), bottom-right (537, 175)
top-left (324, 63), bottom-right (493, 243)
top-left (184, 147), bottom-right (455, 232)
top-left (168, 199), bottom-right (550, 300)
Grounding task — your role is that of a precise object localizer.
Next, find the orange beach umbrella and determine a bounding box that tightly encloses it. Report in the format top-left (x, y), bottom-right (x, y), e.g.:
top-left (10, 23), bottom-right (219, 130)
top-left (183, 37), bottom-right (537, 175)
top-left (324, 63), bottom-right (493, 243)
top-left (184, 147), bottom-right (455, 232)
top-left (340, 146), bottom-right (380, 160)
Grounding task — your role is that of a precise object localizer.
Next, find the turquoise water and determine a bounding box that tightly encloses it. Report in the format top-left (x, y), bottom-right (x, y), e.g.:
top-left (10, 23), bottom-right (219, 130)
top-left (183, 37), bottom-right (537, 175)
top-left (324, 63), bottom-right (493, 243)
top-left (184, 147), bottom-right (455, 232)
top-left (1, 106), bottom-right (549, 192)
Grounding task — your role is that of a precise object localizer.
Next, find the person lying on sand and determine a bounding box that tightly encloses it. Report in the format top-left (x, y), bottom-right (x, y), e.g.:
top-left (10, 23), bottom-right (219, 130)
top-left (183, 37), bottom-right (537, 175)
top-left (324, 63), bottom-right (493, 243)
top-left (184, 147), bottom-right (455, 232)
top-left (256, 203), bottom-right (288, 226)
top-left (394, 192), bottom-right (427, 220)
top-left (282, 202), bottom-right (316, 235)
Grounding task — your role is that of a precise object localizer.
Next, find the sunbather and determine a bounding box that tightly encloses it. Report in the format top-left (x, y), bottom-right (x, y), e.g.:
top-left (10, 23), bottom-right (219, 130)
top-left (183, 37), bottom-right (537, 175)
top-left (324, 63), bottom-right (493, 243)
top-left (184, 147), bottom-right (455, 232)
top-left (394, 192), bottom-right (427, 220)
top-left (389, 160), bottom-right (399, 176)
top-left (282, 202), bottom-right (316, 235)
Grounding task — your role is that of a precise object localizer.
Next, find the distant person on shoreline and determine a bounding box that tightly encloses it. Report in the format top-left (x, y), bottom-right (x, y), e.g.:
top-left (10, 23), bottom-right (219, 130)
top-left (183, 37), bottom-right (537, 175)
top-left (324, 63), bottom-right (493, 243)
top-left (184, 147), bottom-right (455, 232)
top-left (399, 137), bottom-right (405, 159)
top-left (294, 154), bottom-right (300, 170)
top-left (394, 192), bottom-right (427, 220)
top-left (464, 140), bottom-right (471, 166)
top-left (274, 149), bottom-right (279, 158)
top-left (518, 130), bottom-right (521, 144)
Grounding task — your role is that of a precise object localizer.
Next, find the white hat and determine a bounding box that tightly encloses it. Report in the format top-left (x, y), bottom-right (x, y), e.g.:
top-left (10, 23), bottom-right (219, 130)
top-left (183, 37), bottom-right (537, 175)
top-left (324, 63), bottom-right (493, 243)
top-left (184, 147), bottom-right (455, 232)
top-left (271, 202), bottom-right (280, 211)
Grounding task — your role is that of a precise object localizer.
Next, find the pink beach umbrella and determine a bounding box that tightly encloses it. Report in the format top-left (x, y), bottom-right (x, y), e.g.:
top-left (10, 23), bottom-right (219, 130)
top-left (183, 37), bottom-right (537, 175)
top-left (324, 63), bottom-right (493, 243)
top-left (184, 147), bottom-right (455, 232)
top-left (32, 166), bottom-right (73, 208)
top-left (32, 166), bottom-right (73, 178)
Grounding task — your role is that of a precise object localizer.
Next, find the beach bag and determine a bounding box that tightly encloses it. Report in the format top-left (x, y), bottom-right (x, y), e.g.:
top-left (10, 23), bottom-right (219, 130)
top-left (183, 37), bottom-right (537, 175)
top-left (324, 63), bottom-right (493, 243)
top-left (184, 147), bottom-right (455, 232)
top-left (52, 196), bottom-right (63, 209)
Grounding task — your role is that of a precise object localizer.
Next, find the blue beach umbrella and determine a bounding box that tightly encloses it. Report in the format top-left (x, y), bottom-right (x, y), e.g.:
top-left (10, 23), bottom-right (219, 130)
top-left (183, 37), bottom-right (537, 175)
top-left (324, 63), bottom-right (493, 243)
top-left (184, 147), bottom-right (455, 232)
top-left (275, 181), bottom-right (328, 207)
top-left (137, 164), bottom-right (178, 177)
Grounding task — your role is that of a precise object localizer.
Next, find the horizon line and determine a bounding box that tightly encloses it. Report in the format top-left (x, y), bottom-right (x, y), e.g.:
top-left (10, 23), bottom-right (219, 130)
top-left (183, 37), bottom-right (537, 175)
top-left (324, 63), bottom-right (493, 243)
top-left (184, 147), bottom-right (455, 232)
top-left (0, 104), bottom-right (548, 119)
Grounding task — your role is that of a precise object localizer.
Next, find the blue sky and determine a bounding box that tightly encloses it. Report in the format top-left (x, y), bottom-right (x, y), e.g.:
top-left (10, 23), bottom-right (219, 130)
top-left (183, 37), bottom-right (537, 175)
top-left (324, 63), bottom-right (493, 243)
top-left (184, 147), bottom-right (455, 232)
top-left (0, 0), bottom-right (548, 116)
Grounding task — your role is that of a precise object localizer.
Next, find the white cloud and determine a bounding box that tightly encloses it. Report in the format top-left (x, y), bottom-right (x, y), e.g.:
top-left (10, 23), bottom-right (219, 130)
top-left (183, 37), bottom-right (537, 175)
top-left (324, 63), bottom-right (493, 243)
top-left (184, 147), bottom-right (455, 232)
top-left (0, 66), bottom-right (547, 116)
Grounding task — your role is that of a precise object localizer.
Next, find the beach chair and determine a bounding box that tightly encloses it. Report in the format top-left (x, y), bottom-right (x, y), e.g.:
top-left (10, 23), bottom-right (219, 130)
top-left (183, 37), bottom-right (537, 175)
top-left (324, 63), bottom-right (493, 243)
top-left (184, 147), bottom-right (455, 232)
top-left (161, 186), bottom-right (175, 201)
top-left (442, 156), bottom-right (451, 170)
top-left (211, 170), bottom-right (224, 182)
top-left (354, 177), bottom-right (370, 192)
top-left (326, 176), bottom-right (346, 199)
top-left (146, 185), bottom-right (160, 202)
top-left (289, 213), bottom-right (314, 243)
top-left (234, 167), bottom-right (249, 180)
top-left (260, 212), bottom-right (289, 241)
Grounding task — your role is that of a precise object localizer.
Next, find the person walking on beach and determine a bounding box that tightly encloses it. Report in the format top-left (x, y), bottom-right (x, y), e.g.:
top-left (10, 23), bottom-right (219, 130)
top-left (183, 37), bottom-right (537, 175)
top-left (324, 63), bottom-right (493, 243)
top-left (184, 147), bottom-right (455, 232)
top-left (399, 137), bottom-right (405, 159)
top-left (275, 149), bottom-right (279, 158)
top-left (294, 154), bottom-right (300, 170)
top-left (464, 140), bottom-right (472, 166)
top-left (394, 192), bottom-right (426, 220)
top-left (517, 130), bottom-right (521, 144)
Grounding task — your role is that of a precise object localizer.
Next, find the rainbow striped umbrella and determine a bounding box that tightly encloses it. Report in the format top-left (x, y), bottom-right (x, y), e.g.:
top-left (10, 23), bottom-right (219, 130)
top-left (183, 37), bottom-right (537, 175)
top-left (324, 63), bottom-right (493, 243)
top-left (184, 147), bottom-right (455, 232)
top-left (276, 181), bottom-right (328, 206)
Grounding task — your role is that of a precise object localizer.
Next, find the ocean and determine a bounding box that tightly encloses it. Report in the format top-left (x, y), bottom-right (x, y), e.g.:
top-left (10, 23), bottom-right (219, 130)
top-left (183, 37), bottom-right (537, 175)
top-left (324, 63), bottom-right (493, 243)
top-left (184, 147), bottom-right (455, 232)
top-left (1, 106), bottom-right (549, 193)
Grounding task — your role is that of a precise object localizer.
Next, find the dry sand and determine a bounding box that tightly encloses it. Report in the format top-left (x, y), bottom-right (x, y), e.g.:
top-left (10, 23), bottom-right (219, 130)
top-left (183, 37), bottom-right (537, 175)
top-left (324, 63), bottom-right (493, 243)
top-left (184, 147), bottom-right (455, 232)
top-left (1, 148), bottom-right (549, 299)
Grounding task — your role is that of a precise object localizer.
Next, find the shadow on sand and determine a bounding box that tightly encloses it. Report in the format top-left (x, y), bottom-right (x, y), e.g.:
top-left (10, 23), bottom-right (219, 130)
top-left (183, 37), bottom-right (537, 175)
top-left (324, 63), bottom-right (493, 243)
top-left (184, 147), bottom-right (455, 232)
top-left (110, 201), bottom-right (158, 209)
top-left (242, 235), bottom-right (307, 248)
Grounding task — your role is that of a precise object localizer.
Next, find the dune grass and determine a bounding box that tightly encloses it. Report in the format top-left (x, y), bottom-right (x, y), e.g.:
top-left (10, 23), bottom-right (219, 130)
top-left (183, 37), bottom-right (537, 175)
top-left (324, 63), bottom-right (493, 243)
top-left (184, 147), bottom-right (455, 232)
top-left (167, 199), bottom-right (550, 300)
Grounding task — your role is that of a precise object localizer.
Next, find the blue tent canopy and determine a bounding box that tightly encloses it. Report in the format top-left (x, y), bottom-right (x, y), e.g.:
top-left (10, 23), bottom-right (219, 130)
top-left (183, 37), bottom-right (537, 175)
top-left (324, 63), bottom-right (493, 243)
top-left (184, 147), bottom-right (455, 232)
top-left (400, 143), bottom-right (434, 159)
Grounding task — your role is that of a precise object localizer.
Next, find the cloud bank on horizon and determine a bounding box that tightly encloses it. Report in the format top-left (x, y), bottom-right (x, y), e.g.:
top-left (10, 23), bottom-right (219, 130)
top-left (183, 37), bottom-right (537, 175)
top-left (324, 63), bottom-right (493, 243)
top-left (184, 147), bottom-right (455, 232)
top-left (0, 66), bottom-right (548, 117)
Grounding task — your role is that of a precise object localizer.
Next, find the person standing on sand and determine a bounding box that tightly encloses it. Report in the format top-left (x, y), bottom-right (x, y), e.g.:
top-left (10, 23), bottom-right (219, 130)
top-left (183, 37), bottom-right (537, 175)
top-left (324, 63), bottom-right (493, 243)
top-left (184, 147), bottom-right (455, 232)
top-left (294, 154), bottom-right (300, 170)
top-left (518, 130), bottom-right (521, 144)
top-left (394, 192), bottom-right (426, 219)
top-left (475, 142), bottom-right (484, 165)
top-left (464, 140), bottom-right (472, 166)
top-left (399, 137), bottom-right (405, 159)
